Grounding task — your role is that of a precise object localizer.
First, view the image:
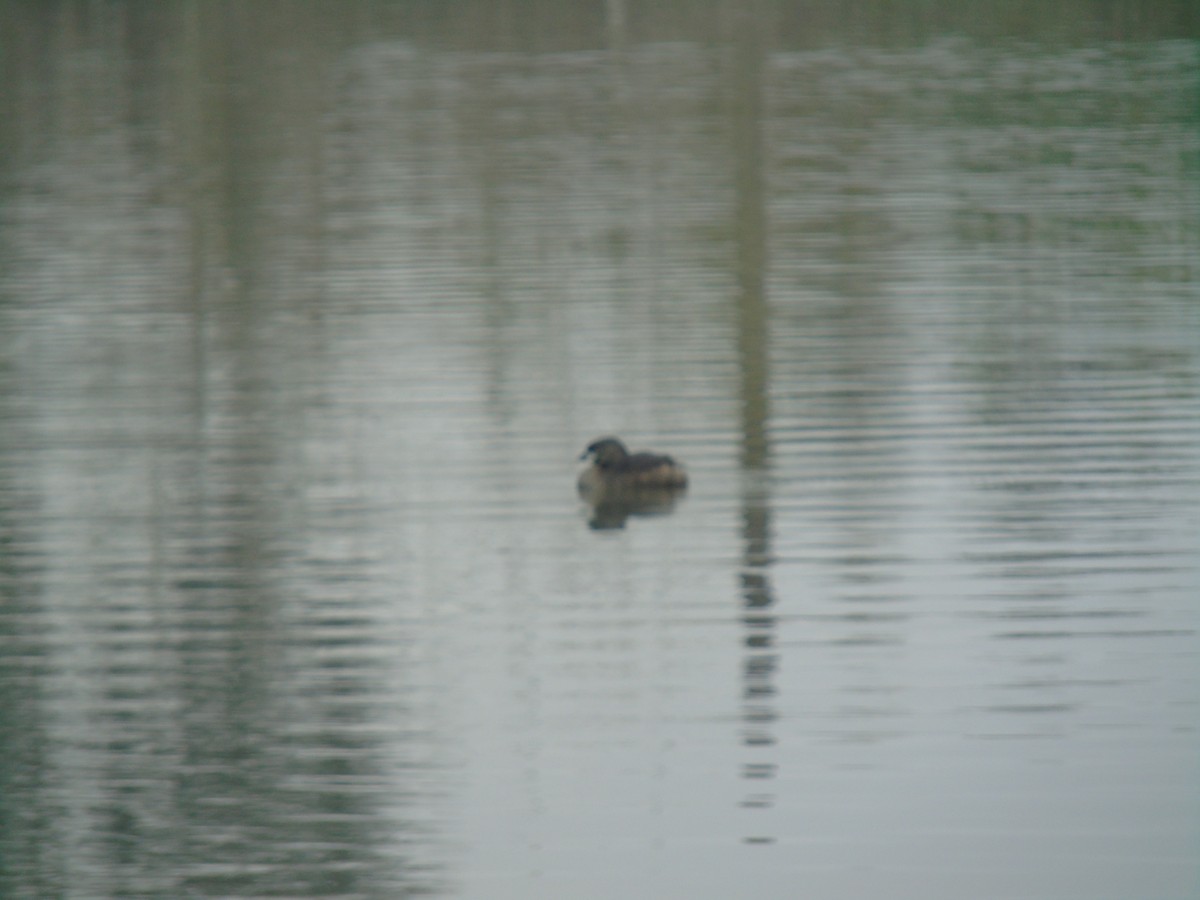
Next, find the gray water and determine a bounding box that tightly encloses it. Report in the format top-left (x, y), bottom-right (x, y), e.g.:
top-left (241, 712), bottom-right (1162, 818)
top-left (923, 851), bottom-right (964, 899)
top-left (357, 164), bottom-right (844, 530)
top-left (1, 4), bottom-right (1198, 899)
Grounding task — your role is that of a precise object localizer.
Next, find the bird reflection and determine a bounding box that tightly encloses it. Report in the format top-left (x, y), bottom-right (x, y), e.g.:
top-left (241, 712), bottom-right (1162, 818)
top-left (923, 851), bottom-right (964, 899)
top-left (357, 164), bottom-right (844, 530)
top-left (578, 482), bottom-right (686, 530)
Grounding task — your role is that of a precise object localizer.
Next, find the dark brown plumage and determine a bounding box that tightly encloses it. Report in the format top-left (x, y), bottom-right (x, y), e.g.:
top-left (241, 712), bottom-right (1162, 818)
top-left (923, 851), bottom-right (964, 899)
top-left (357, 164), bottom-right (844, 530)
top-left (577, 436), bottom-right (688, 493)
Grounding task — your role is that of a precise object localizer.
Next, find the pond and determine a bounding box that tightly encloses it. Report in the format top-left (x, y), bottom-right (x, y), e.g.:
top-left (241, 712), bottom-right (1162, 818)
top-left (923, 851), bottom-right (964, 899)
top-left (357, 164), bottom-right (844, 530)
top-left (0, 4), bottom-right (1197, 898)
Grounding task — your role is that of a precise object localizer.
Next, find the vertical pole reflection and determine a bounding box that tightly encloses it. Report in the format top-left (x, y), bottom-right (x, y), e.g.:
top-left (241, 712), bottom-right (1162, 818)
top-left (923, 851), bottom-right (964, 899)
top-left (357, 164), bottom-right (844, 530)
top-left (727, 2), bottom-right (778, 834)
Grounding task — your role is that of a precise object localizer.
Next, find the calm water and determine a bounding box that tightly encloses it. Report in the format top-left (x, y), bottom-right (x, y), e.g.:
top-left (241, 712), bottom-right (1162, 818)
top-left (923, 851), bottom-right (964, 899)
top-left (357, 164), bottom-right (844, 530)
top-left (1, 4), bottom-right (1198, 899)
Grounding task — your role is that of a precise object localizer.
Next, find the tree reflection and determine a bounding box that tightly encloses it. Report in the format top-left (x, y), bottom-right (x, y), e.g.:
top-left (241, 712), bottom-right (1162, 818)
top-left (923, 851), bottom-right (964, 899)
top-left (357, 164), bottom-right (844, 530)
top-left (726, 0), bottom-right (780, 836)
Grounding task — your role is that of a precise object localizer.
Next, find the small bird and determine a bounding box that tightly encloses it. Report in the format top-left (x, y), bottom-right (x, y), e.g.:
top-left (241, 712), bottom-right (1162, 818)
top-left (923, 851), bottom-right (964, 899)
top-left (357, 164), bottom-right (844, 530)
top-left (577, 436), bottom-right (688, 493)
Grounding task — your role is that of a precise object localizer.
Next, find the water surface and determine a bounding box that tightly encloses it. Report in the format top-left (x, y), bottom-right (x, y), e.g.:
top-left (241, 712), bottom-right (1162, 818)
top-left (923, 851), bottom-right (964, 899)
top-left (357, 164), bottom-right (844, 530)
top-left (1, 5), bottom-right (1197, 899)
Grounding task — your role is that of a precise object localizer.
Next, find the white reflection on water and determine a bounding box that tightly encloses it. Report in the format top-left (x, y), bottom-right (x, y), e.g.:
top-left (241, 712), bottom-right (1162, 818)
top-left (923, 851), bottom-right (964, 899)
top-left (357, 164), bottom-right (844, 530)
top-left (0, 15), bottom-right (1198, 900)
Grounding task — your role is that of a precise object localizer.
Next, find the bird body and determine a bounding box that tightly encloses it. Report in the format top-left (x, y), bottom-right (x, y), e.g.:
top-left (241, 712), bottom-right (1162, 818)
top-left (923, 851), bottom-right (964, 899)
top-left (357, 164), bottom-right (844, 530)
top-left (577, 437), bottom-right (688, 492)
